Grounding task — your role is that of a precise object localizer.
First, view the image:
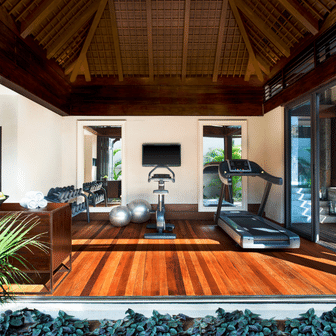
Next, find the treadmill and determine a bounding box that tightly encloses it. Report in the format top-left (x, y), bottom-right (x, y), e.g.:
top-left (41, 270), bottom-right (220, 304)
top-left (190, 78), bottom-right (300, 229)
top-left (211, 159), bottom-right (300, 249)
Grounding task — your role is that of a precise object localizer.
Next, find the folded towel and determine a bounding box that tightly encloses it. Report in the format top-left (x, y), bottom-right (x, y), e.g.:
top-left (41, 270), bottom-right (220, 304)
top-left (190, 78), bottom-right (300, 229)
top-left (20, 198), bottom-right (38, 209)
top-left (25, 191), bottom-right (44, 202)
top-left (37, 199), bottom-right (48, 208)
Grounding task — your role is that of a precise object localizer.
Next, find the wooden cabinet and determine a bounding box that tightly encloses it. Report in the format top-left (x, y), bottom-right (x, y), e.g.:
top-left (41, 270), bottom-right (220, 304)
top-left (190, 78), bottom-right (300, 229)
top-left (0, 203), bottom-right (72, 294)
top-left (104, 180), bottom-right (121, 198)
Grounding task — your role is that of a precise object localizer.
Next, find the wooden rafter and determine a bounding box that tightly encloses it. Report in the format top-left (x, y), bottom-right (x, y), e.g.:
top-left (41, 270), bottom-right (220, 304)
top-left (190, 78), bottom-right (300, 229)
top-left (146, 0), bottom-right (154, 81)
top-left (235, 0), bottom-right (290, 57)
top-left (47, 0), bottom-right (100, 59)
top-left (321, 7), bottom-right (336, 32)
top-left (228, 0), bottom-right (263, 81)
top-left (70, 0), bottom-right (108, 82)
top-left (256, 55), bottom-right (270, 76)
top-left (277, 0), bottom-right (319, 35)
top-left (64, 61), bottom-right (76, 75)
top-left (244, 56), bottom-right (253, 81)
top-left (181, 0), bottom-right (191, 81)
top-left (315, 0), bottom-right (331, 13)
top-left (20, 0), bottom-right (63, 38)
top-left (244, 54), bottom-right (271, 81)
top-left (213, 0), bottom-right (229, 82)
top-left (83, 57), bottom-right (91, 82)
top-left (108, 0), bottom-right (123, 82)
top-left (300, 0), bottom-right (324, 20)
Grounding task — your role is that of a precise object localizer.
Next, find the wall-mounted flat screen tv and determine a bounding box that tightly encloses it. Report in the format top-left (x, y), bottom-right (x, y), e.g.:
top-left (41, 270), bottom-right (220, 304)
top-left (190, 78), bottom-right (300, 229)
top-left (142, 143), bottom-right (181, 167)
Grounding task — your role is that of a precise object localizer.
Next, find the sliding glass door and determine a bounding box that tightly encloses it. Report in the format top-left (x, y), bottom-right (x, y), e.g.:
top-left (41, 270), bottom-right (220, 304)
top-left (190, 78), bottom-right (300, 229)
top-left (285, 96), bottom-right (319, 242)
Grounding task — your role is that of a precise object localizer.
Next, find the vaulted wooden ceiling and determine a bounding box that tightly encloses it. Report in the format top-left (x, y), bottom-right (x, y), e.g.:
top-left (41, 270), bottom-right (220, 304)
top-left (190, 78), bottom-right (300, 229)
top-left (0, 0), bottom-right (336, 116)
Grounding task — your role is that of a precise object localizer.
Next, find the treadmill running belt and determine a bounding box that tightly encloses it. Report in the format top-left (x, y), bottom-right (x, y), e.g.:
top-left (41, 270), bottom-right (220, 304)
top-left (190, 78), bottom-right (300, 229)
top-left (225, 215), bottom-right (289, 241)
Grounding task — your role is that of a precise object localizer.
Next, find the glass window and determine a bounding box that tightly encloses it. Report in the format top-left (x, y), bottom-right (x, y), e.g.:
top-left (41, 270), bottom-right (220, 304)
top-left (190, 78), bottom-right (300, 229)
top-left (198, 120), bottom-right (247, 212)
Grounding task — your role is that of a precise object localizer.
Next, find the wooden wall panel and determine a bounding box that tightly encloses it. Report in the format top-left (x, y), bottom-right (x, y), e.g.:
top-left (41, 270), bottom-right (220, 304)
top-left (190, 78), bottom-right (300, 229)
top-left (264, 54), bottom-right (336, 113)
top-left (0, 18), bottom-right (71, 116)
top-left (70, 85), bottom-right (264, 116)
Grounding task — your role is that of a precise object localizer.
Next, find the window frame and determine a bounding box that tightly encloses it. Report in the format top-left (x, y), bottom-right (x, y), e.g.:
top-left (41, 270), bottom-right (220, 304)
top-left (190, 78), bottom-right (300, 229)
top-left (77, 120), bottom-right (126, 209)
top-left (198, 119), bottom-right (248, 213)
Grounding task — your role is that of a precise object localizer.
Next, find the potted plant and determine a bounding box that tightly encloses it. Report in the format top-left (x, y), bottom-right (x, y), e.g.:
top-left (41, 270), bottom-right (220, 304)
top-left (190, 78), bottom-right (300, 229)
top-left (0, 212), bottom-right (48, 304)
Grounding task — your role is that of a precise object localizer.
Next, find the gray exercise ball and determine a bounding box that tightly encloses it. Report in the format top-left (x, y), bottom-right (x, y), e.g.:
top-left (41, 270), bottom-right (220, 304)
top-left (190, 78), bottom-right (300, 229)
top-left (127, 199), bottom-right (151, 223)
top-left (109, 206), bottom-right (131, 227)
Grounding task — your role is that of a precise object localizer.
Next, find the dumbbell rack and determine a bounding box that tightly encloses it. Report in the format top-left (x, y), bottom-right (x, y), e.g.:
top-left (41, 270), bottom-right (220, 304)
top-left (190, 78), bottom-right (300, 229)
top-left (83, 181), bottom-right (107, 207)
top-left (45, 185), bottom-right (90, 222)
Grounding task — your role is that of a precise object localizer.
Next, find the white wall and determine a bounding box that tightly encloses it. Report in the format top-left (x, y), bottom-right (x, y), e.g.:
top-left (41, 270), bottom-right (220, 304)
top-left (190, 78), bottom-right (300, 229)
top-left (124, 117), bottom-right (199, 204)
top-left (0, 93), bottom-right (19, 199)
top-left (0, 84), bottom-right (284, 222)
top-left (262, 106), bottom-right (285, 223)
top-left (0, 85), bottom-right (63, 201)
top-left (84, 130), bottom-right (97, 182)
top-left (68, 115), bottom-right (285, 222)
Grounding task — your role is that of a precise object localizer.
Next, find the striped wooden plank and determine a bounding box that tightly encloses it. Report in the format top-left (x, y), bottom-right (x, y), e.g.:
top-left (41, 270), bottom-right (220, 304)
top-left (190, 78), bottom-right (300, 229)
top-left (15, 219), bottom-right (336, 297)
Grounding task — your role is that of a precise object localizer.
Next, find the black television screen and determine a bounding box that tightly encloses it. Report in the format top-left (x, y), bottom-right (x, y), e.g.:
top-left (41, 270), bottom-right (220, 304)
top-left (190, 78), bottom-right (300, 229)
top-left (142, 143), bottom-right (181, 167)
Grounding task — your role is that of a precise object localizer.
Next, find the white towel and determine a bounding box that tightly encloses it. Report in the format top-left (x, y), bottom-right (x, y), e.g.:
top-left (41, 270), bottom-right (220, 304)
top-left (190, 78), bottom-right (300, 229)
top-left (20, 198), bottom-right (38, 209)
top-left (25, 191), bottom-right (44, 202)
top-left (37, 199), bottom-right (48, 208)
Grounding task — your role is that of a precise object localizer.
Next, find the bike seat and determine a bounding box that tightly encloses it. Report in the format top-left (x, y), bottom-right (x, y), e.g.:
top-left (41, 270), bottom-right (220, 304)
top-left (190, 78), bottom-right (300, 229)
top-left (153, 174), bottom-right (172, 179)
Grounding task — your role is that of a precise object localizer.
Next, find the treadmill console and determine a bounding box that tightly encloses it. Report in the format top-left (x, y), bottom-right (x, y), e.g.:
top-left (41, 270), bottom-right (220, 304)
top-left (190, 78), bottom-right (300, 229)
top-left (227, 159), bottom-right (252, 172)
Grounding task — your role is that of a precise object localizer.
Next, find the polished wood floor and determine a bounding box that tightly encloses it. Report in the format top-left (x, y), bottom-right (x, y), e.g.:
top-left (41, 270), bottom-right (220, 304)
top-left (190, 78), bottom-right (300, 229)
top-left (32, 219), bottom-right (336, 297)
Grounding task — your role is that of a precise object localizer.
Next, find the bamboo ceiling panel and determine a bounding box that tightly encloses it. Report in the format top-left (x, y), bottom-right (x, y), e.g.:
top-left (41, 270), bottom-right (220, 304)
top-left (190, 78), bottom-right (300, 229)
top-left (87, 6), bottom-right (118, 77)
top-left (114, 0), bottom-right (149, 77)
top-left (186, 0), bottom-right (222, 77)
top-left (151, 0), bottom-right (184, 76)
top-left (1, 0), bottom-right (336, 83)
top-left (217, 4), bottom-right (248, 77)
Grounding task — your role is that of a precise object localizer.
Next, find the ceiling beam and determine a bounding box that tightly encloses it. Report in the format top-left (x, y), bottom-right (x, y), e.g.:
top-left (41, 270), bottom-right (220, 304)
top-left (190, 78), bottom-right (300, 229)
top-left (90, 126), bottom-right (121, 137)
top-left (83, 57), bottom-right (91, 82)
top-left (277, 0), bottom-right (319, 35)
top-left (47, 0), bottom-right (100, 59)
top-left (146, 0), bottom-right (154, 81)
top-left (70, 0), bottom-right (108, 82)
top-left (213, 0), bottom-right (229, 82)
top-left (256, 54), bottom-right (270, 76)
top-left (21, 0), bottom-right (63, 39)
top-left (203, 126), bottom-right (241, 137)
top-left (321, 7), bottom-right (336, 33)
top-left (108, 0), bottom-right (123, 82)
top-left (181, 0), bottom-right (191, 81)
top-left (228, 0), bottom-right (263, 81)
top-left (244, 57), bottom-right (253, 82)
top-left (235, 0), bottom-right (290, 57)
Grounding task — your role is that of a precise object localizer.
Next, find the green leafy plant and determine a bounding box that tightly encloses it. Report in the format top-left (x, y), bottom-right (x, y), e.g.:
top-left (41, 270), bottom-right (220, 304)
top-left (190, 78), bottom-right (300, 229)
top-left (0, 213), bottom-right (48, 304)
top-left (112, 148), bottom-right (122, 181)
top-left (203, 146), bottom-right (242, 201)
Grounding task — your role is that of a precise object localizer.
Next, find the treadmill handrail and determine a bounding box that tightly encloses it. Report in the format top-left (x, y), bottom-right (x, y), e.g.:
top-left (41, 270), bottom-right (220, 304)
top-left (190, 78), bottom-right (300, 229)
top-left (218, 160), bottom-right (283, 185)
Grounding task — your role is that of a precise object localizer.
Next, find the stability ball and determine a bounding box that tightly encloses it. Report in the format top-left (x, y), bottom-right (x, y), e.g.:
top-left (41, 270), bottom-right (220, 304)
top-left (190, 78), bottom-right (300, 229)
top-left (127, 199), bottom-right (151, 223)
top-left (109, 206), bottom-right (131, 227)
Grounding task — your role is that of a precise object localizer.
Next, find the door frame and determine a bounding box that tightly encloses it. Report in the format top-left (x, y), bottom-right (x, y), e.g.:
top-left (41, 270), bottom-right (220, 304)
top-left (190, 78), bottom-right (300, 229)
top-left (77, 120), bottom-right (126, 209)
top-left (198, 119), bottom-right (248, 213)
top-left (284, 94), bottom-right (320, 242)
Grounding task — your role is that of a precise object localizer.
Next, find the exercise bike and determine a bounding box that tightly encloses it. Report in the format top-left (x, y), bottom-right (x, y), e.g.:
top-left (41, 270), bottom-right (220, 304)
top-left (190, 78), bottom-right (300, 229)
top-left (144, 165), bottom-right (176, 239)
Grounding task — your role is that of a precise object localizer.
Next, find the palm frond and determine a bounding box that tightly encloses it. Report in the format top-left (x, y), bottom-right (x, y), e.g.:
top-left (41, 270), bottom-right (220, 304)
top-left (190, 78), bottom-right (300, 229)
top-left (0, 213), bottom-right (48, 303)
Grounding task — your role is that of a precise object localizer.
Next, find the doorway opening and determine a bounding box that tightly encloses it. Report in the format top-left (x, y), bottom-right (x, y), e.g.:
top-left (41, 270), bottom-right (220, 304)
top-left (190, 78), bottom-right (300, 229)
top-left (198, 120), bottom-right (247, 212)
top-left (84, 126), bottom-right (122, 207)
top-left (285, 81), bottom-right (336, 249)
top-left (318, 84), bottom-right (336, 250)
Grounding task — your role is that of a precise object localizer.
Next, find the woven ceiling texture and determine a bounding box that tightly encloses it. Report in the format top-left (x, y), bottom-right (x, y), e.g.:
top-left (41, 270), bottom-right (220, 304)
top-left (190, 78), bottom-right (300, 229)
top-left (1, 0), bottom-right (335, 83)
